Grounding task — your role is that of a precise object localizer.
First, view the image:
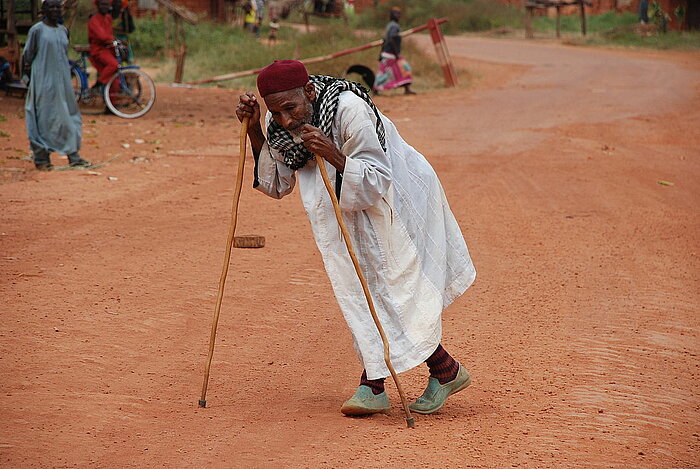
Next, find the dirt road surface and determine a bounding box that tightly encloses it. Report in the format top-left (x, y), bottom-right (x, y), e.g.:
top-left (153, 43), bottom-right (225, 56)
top-left (1, 37), bottom-right (699, 468)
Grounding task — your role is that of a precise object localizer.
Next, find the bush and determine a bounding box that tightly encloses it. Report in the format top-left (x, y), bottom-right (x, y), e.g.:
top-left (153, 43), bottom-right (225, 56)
top-left (354, 0), bottom-right (523, 33)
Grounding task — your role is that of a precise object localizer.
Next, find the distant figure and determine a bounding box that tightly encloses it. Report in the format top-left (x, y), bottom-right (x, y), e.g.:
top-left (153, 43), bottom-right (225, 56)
top-left (254, 0), bottom-right (265, 37)
top-left (374, 7), bottom-right (415, 95)
top-left (88, 0), bottom-right (118, 95)
top-left (0, 55), bottom-right (14, 91)
top-left (22, 0), bottom-right (90, 170)
top-left (313, 0), bottom-right (335, 14)
top-left (639, 0), bottom-right (649, 24)
top-left (268, 18), bottom-right (279, 44)
top-left (243, 0), bottom-right (256, 33)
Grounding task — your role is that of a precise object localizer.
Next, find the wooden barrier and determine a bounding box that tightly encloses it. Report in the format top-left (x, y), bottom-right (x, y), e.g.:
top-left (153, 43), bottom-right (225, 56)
top-left (183, 18), bottom-right (457, 88)
top-left (155, 0), bottom-right (198, 83)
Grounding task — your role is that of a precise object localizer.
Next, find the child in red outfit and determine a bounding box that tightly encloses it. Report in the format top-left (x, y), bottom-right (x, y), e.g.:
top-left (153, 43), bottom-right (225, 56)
top-left (88, 0), bottom-right (118, 92)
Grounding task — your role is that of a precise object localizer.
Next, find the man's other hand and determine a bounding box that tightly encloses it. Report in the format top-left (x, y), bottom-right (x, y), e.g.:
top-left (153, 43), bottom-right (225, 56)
top-left (300, 124), bottom-right (345, 172)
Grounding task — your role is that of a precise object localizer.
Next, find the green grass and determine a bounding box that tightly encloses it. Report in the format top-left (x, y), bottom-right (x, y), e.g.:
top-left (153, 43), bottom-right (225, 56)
top-left (352, 0), bottom-right (524, 33)
top-left (124, 17), bottom-right (446, 90)
top-left (20, 0), bottom-right (697, 91)
top-left (531, 10), bottom-right (700, 50)
top-left (533, 11), bottom-right (640, 34)
top-left (58, 0), bottom-right (449, 90)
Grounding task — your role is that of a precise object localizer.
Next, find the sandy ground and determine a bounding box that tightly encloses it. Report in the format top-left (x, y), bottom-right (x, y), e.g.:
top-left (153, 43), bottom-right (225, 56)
top-left (1, 37), bottom-right (699, 468)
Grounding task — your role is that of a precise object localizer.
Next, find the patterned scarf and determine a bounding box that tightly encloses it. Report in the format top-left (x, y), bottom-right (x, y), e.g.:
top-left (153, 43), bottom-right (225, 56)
top-left (266, 75), bottom-right (386, 170)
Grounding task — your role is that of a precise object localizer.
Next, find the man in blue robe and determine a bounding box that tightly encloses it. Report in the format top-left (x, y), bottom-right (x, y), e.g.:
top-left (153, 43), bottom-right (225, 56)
top-left (23, 0), bottom-right (91, 170)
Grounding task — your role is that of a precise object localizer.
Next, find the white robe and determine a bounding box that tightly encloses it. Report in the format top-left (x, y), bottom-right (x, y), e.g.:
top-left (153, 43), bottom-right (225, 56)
top-left (254, 92), bottom-right (476, 379)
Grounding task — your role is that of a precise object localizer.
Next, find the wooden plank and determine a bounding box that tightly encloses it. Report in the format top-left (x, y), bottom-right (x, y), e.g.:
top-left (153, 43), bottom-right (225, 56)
top-left (154, 0), bottom-right (198, 24)
top-left (556, 5), bottom-right (561, 38)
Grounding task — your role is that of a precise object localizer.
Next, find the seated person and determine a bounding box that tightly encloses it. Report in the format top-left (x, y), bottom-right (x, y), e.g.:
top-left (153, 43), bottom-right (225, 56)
top-left (0, 56), bottom-right (14, 90)
top-left (88, 0), bottom-right (118, 94)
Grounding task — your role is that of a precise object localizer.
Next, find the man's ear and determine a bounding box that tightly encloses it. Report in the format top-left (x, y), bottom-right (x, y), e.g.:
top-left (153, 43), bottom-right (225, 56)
top-left (304, 81), bottom-right (315, 102)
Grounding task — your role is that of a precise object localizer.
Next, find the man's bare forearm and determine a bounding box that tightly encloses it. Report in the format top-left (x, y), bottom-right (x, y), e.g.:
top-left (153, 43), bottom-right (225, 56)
top-left (247, 122), bottom-right (266, 158)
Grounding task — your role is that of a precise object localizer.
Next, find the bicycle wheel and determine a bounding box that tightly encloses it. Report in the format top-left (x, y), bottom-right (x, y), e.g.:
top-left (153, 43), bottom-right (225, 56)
top-left (104, 69), bottom-right (156, 119)
top-left (71, 63), bottom-right (106, 114)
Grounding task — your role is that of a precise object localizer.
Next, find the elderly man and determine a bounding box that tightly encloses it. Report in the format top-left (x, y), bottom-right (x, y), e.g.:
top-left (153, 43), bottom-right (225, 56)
top-left (23, 0), bottom-right (90, 170)
top-left (236, 60), bottom-right (476, 416)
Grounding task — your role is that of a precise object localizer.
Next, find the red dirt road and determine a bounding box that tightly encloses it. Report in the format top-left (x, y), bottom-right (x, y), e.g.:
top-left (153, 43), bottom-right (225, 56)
top-left (1, 38), bottom-right (699, 468)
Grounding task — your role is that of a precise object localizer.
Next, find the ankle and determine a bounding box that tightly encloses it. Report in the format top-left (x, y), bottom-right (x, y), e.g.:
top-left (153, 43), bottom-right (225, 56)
top-left (426, 344), bottom-right (460, 384)
top-left (360, 370), bottom-right (386, 395)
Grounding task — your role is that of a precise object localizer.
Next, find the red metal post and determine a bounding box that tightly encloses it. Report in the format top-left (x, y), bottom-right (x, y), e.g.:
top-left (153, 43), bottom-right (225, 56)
top-left (427, 18), bottom-right (457, 88)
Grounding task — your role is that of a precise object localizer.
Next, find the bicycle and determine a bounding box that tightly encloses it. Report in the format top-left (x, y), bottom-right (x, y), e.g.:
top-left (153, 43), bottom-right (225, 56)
top-left (69, 40), bottom-right (156, 119)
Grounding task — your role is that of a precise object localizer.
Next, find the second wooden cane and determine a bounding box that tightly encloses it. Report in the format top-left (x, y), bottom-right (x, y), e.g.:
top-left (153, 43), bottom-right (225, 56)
top-left (199, 116), bottom-right (250, 408)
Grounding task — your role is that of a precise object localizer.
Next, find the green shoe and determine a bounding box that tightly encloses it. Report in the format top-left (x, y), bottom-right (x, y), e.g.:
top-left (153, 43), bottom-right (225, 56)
top-left (409, 365), bottom-right (471, 415)
top-left (340, 385), bottom-right (391, 416)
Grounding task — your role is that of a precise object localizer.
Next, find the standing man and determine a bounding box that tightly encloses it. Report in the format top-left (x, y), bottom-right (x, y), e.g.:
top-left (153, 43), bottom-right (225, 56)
top-left (236, 60), bottom-right (476, 416)
top-left (374, 7), bottom-right (415, 95)
top-left (22, 0), bottom-right (90, 170)
top-left (88, 0), bottom-right (118, 95)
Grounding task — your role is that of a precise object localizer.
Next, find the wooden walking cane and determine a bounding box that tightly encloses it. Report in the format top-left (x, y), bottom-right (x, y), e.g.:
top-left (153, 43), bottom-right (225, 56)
top-left (314, 154), bottom-right (416, 428)
top-left (199, 116), bottom-right (250, 408)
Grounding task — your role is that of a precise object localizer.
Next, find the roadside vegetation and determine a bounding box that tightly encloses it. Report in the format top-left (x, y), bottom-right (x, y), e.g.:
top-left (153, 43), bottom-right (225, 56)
top-left (532, 10), bottom-right (700, 50)
top-left (58, 0), bottom-right (698, 88)
top-left (349, 0), bottom-right (523, 33)
top-left (66, 0), bottom-right (447, 89)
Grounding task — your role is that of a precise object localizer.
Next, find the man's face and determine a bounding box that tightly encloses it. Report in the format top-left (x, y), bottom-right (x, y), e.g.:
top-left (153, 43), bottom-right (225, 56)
top-left (43, 0), bottom-right (63, 23)
top-left (264, 84), bottom-right (315, 137)
top-left (97, 0), bottom-right (111, 15)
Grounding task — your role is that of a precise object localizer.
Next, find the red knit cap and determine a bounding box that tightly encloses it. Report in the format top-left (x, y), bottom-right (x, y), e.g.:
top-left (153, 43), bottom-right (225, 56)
top-left (257, 60), bottom-right (310, 98)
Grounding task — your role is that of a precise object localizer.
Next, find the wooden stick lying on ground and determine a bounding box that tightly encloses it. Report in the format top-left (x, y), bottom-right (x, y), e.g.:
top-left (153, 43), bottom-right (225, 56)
top-left (313, 153), bottom-right (415, 429)
top-left (199, 117), bottom-right (250, 408)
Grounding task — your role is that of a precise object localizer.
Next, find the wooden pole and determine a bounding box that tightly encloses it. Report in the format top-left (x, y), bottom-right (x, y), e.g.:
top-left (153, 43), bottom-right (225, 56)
top-left (525, 5), bottom-right (534, 39)
top-left (5, 0), bottom-right (19, 74)
top-left (427, 18), bottom-right (457, 87)
top-left (173, 15), bottom-right (187, 83)
top-left (579, 0), bottom-right (587, 36)
top-left (556, 5), bottom-right (561, 38)
top-left (313, 154), bottom-right (415, 429)
top-left (199, 117), bottom-right (250, 408)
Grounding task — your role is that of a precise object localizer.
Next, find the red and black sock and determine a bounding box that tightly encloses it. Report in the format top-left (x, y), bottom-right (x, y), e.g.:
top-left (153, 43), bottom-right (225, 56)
top-left (426, 344), bottom-right (460, 384)
top-left (360, 369), bottom-right (386, 395)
